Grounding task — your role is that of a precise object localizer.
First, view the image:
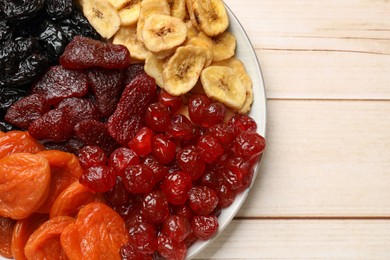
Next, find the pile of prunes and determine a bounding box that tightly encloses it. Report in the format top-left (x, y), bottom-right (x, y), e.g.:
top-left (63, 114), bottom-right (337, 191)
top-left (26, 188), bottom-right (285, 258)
top-left (0, 0), bottom-right (101, 131)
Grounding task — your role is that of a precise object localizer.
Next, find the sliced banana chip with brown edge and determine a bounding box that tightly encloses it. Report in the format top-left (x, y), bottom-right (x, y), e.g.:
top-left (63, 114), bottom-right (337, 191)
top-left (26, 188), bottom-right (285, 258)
top-left (163, 45), bottom-right (207, 96)
top-left (118, 0), bottom-right (142, 26)
top-left (80, 0), bottom-right (121, 39)
top-left (199, 31), bottom-right (236, 62)
top-left (107, 0), bottom-right (130, 9)
top-left (167, 0), bottom-right (187, 20)
top-left (186, 36), bottom-right (213, 67)
top-left (137, 0), bottom-right (170, 42)
top-left (112, 26), bottom-right (151, 60)
top-left (145, 53), bottom-right (166, 87)
top-left (201, 65), bottom-right (246, 110)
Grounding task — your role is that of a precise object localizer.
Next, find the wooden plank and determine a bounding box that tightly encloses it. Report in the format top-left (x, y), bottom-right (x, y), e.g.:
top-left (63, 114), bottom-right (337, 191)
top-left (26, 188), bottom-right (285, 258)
top-left (223, 0), bottom-right (390, 99)
top-left (194, 219), bottom-right (390, 259)
top-left (236, 100), bottom-right (390, 217)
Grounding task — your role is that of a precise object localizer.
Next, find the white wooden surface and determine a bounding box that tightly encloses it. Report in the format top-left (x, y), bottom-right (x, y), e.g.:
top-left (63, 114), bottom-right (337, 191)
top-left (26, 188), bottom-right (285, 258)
top-left (196, 0), bottom-right (390, 259)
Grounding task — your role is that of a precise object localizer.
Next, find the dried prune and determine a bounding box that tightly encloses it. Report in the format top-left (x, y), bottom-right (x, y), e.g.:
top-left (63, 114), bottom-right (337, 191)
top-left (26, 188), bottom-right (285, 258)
top-left (32, 65), bottom-right (88, 105)
top-left (46, 0), bottom-right (73, 20)
top-left (5, 93), bottom-right (50, 129)
top-left (108, 73), bottom-right (157, 146)
top-left (0, 87), bottom-right (28, 114)
top-left (2, 0), bottom-right (45, 21)
top-left (0, 21), bottom-right (11, 43)
top-left (60, 36), bottom-right (131, 69)
top-left (38, 21), bottom-right (67, 62)
top-left (88, 68), bottom-right (125, 116)
top-left (58, 7), bottom-right (101, 42)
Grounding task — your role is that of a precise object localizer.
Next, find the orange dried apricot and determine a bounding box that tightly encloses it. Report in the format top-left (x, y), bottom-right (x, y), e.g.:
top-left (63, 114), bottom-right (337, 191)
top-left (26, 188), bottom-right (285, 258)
top-left (11, 214), bottom-right (49, 260)
top-left (0, 131), bottom-right (44, 159)
top-left (50, 181), bottom-right (104, 219)
top-left (36, 150), bottom-right (83, 214)
top-left (24, 216), bottom-right (74, 260)
top-left (0, 216), bottom-right (15, 259)
top-left (61, 202), bottom-right (129, 260)
top-left (0, 153), bottom-right (51, 220)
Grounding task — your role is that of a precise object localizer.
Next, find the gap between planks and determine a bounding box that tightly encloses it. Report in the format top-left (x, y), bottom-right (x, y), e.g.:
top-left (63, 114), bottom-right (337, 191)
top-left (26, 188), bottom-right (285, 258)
top-left (234, 216), bottom-right (390, 221)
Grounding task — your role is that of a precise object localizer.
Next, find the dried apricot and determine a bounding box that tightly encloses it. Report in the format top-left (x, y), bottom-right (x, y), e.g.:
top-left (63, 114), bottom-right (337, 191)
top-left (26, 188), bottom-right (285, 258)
top-left (0, 153), bottom-right (51, 220)
top-left (61, 202), bottom-right (129, 260)
top-left (24, 216), bottom-right (74, 260)
top-left (0, 216), bottom-right (15, 259)
top-left (0, 131), bottom-right (44, 159)
top-left (11, 214), bottom-right (49, 260)
top-left (50, 181), bottom-right (104, 219)
top-left (36, 150), bottom-right (83, 214)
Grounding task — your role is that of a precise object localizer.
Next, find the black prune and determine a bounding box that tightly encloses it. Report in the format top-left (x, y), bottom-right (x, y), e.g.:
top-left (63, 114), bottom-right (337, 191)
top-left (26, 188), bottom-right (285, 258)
top-left (2, 0), bottom-right (46, 21)
top-left (46, 0), bottom-right (73, 20)
top-left (58, 7), bottom-right (101, 42)
top-left (0, 20), bottom-right (11, 43)
top-left (0, 119), bottom-right (18, 132)
top-left (38, 21), bottom-right (67, 61)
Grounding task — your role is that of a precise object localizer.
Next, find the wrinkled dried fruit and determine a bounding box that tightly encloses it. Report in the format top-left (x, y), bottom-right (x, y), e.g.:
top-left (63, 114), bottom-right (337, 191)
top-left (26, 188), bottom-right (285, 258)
top-left (28, 108), bottom-right (74, 142)
top-left (0, 216), bottom-right (15, 259)
top-left (50, 181), bottom-right (104, 218)
top-left (141, 191), bottom-right (169, 223)
top-left (31, 65), bottom-right (88, 105)
top-left (108, 148), bottom-right (140, 176)
top-left (191, 215), bottom-right (219, 240)
top-left (36, 150), bottom-right (83, 214)
top-left (5, 94), bottom-right (50, 129)
top-left (78, 145), bottom-right (107, 168)
top-left (0, 131), bottom-right (44, 159)
top-left (157, 234), bottom-right (187, 260)
top-left (57, 97), bottom-right (101, 124)
top-left (188, 186), bottom-right (219, 216)
top-left (60, 202), bottom-right (129, 259)
top-left (88, 68), bottom-right (125, 116)
top-left (123, 165), bottom-right (155, 194)
top-left (79, 166), bottom-right (116, 193)
top-left (161, 171), bottom-right (192, 205)
top-left (128, 222), bottom-right (157, 255)
top-left (162, 215), bottom-right (191, 243)
top-left (108, 73), bottom-right (157, 146)
top-left (0, 153), bottom-right (50, 219)
top-left (60, 36), bottom-right (131, 69)
top-left (24, 216), bottom-right (74, 260)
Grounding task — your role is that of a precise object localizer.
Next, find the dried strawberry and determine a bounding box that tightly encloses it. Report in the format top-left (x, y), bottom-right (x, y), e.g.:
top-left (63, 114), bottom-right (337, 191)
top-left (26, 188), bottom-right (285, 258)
top-left (31, 65), bottom-right (88, 105)
top-left (124, 63), bottom-right (145, 85)
top-left (5, 94), bottom-right (50, 129)
top-left (44, 137), bottom-right (85, 155)
top-left (74, 119), bottom-right (119, 154)
top-left (108, 73), bottom-right (157, 146)
top-left (88, 68), bottom-right (125, 116)
top-left (28, 108), bottom-right (74, 142)
top-left (60, 36), bottom-right (131, 69)
top-left (57, 97), bottom-right (101, 124)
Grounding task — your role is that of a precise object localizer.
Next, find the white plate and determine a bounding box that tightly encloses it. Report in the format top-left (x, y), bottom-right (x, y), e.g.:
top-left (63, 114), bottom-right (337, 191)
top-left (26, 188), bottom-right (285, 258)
top-left (186, 3), bottom-right (267, 259)
top-left (0, 4), bottom-right (266, 260)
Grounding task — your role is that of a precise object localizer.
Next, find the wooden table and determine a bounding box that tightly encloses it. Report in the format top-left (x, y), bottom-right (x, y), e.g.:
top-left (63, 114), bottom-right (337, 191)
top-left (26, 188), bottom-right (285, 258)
top-left (195, 0), bottom-right (390, 258)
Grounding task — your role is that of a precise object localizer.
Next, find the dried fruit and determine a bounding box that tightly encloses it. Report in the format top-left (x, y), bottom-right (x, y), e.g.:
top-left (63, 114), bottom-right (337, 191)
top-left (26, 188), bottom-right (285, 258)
top-left (145, 103), bottom-right (170, 132)
top-left (141, 191), bottom-right (169, 223)
top-left (176, 145), bottom-right (205, 180)
top-left (191, 215), bottom-right (219, 240)
top-left (123, 165), bottom-right (155, 194)
top-left (233, 131), bottom-right (266, 159)
top-left (60, 36), bottom-right (131, 69)
top-left (31, 65), bottom-right (88, 105)
top-left (151, 134), bottom-right (176, 165)
top-left (57, 97), bottom-right (101, 124)
top-left (0, 216), bottom-right (14, 259)
top-left (157, 233), bottom-right (187, 260)
top-left (128, 127), bottom-right (154, 157)
top-left (79, 166), bottom-right (116, 193)
top-left (0, 153), bottom-right (50, 219)
top-left (24, 216), bottom-right (74, 260)
top-left (60, 202), bottom-right (129, 259)
top-left (188, 186), bottom-right (219, 216)
top-left (128, 222), bottom-right (157, 255)
top-left (196, 134), bottom-right (224, 164)
top-left (161, 171), bottom-right (192, 205)
top-left (108, 73), bottom-right (157, 146)
top-left (0, 131), bottom-right (44, 159)
top-left (78, 145), bottom-right (107, 168)
top-left (108, 147), bottom-right (140, 175)
top-left (162, 215), bottom-right (191, 243)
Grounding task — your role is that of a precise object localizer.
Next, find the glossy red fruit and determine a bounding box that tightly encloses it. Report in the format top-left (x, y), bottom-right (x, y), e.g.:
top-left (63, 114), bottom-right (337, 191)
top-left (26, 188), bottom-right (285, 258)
top-left (192, 215), bottom-right (219, 240)
top-left (44, 137), bottom-right (85, 155)
top-left (57, 97), bottom-right (101, 124)
top-left (78, 145), bottom-right (107, 168)
top-left (166, 114), bottom-right (196, 141)
top-left (215, 183), bottom-right (236, 208)
top-left (32, 65), bottom-right (88, 105)
top-left (60, 36), bottom-right (131, 69)
top-left (145, 103), bottom-right (170, 132)
top-left (233, 131), bottom-right (266, 158)
top-left (203, 102), bottom-right (226, 127)
top-left (196, 134), bottom-right (224, 164)
top-left (188, 186), bottom-right (219, 216)
top-left (108, 73), bottom-right (157, 146)
top-left (158, 90), bottom-right (183, 114)
top-left (123, 165), bottom-right (155, 194)
top-left (228, 114), bottom-right (257, 135)
top-left (161, 171), bottom-right (192, 205)
top-left (128, 222), bottom-right (157, 255)
top-left (120, 243), bottom-right (152, 260)
top-left (171, 204), bottom-right (194, 221)
top-left (74, 119), bottom-right (119, 155)
top-left (104, 177), bottom-right (132, 206)
top-left (28, 108), bottom-right (74, 142)
top-left (207, 123), bottom-right (235, 148)
top-left (141, 191), bottom-right (169, 223)
top-left (128, 127), bottom-right (154, 157)
top-left (151, 134), bottom-right (176, 165)
top-left (176, 145), bottom-right (205, 180)
top-left (188, 94), bottom-right (210, 126)
top-left (88, 68), bottom-right (125, 116)
top-left (5, 94), bottom-right (50, 129)
top-left (79, 166), bottom-right (116, 193)
top-left (108, 148), bottom-right (140, 176)
top-left (162, 215), bottom-right (191, 243)
top-left (124, 63), bottom-right (145, 85)
top-left (157, 234), bottom-right (187, 260)
top-left (142, 156), bottom-right (169, 183)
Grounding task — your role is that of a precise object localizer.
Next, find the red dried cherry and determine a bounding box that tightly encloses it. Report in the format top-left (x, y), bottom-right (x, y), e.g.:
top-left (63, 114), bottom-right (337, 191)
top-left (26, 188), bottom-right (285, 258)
top-left (188, 94), bottom-right (210, 126)
top-left (228, 114), bottom-right (257, 135)
top-left (158, 89), bottom-right (183, 114)
top-left (108, 147), bottom-right (140, 176)
top-left (176, 145), bottom-right (205, 180)
top-left (145, 103), bottom-right (170, 132)
top-left (207, 123), bottom-right (235, 148)
top-left (166, 114), bottom-right (196, 141)
top-left (188, 186), bottom-right (219, 216)
top-left (128, 127), bottom-right (154, 157)
top-left (161, 171), bottom-right (192, 205)
top-left (123, 165), bottom-right (155, 194)
top-left (233, 131), bottom-right (266, 159)
top-left (79, 166), bottom-right (116, 193)
top-left (128, 222), bottom-right (157, 255)
top-left (151, 134), bottom-right (176, 165)
top-left (157, 234), bottom-right (187, 260)
top-left (196, 134), bottom-right (224, 164)
top-left (162, 215), bottom-right (191, 243)
top-left (192, 215), bottom-right (219, 240)
top-left (78, 145), bottom-right (107, 168)
top-left (141, 191), bottom-right (169, 223)
top-left (142, 156), bottom-right (169, 183)
top-left (120, 243), bottom-right (151, 260)
top-left (104, 177), bottom-right (132, 206)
